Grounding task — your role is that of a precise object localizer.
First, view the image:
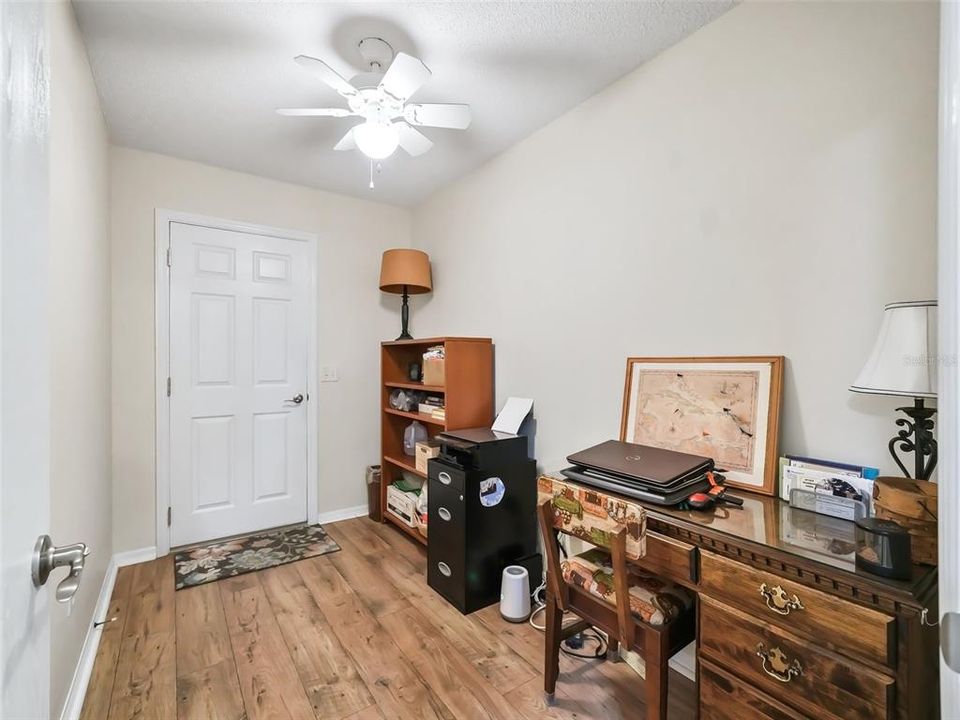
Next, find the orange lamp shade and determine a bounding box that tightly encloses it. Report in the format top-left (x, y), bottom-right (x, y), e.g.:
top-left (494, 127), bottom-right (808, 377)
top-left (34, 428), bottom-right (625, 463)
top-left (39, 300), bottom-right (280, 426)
top-left (379, 249), bottom-right (432, 295)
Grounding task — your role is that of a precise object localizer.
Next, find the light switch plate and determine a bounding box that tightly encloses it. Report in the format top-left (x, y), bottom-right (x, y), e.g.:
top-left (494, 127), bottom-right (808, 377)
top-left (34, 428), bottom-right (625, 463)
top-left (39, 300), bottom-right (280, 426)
top-left (320, 365), bottom-right (339, 382)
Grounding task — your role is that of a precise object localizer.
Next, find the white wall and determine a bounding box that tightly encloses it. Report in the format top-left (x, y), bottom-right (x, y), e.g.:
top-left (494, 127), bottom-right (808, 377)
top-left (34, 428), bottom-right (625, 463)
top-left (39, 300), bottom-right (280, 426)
top-left (412, 1), bottom-right (939, 478)
top-left (48, 1), bottom-right (112, 714)
top-left (110, 148), bottom-right (412, 553)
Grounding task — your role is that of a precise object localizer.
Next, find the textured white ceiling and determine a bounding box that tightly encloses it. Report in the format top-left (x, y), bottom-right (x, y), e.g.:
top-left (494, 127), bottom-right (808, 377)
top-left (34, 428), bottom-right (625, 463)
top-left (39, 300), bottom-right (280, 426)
top-left (73, 1), bottom-right (734, 206)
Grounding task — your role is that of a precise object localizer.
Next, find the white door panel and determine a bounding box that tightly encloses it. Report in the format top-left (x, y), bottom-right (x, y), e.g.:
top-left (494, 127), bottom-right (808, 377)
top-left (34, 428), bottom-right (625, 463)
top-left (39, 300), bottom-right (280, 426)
top-left (1, 2), bottom-right (51, 716)
top-left (169, 222), bottom-right (309, 547)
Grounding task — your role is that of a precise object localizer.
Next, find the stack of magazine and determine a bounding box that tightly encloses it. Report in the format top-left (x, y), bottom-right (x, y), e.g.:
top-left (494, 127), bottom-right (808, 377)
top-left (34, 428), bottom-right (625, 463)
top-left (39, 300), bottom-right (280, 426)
top-left (779, 455), bottom-right (879, 521)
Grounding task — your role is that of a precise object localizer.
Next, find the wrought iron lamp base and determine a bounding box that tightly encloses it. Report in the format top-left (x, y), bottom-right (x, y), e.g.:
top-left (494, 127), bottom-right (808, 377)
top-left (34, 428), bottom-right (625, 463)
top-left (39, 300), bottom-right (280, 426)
top-left (888, 397), bottom-right (937, 479)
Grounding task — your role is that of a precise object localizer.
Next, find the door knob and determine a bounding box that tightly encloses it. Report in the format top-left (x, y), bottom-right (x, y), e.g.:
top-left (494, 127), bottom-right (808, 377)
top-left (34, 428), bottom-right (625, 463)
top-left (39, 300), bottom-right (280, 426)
top-left (285, 393), bottom-right (304, 405)
top-left (32, 535), bottom-right (90, 603)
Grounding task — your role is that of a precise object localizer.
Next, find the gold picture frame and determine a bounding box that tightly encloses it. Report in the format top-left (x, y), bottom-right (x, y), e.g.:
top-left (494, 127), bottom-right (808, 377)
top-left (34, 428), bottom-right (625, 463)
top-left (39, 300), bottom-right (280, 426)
top-left (620, 356), bottom-right (784, 496)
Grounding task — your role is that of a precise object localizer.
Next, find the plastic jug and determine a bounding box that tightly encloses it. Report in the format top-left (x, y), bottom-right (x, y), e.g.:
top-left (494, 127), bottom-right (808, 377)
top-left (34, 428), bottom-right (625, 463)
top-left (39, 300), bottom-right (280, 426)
top-left (403, 420), bottom-right (428, 456)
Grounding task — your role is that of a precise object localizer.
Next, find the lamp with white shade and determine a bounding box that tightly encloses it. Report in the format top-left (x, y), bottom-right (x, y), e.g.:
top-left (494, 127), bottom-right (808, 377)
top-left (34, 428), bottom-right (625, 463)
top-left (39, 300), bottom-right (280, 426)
top-left (849, 300), bottom-right (937, 479)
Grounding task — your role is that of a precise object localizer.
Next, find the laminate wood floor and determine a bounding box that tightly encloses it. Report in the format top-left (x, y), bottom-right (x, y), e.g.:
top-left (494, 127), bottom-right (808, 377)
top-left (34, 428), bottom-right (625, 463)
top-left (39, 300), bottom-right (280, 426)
top-left (81, 516), bottom-right (696, 720)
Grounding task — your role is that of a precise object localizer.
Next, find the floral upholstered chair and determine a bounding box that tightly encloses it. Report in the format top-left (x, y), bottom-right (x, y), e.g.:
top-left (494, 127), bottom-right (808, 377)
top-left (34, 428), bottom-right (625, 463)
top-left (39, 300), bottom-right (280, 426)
top-left (537, 474), bottom-right (696, 720)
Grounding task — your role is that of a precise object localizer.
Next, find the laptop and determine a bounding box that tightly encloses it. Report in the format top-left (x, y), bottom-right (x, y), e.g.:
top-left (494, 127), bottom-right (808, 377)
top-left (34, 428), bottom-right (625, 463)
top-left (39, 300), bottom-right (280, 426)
top-left (559, 466), bottom-right (710, 506)
top-left (567, 440), bottom-right (713, 489)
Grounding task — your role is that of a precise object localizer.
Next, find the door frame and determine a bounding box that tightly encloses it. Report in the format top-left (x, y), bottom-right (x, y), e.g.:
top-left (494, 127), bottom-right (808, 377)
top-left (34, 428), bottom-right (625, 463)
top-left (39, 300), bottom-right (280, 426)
top-left (154, 209), bottom-right (319, 556)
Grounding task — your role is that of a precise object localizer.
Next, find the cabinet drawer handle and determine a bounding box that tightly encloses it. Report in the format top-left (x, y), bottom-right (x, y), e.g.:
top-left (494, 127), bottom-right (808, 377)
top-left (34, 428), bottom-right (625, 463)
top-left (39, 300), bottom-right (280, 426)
top-left (438, 507), bottom-right (452, 522)
top-left (438, 472), bottom-right (452, 486)
top-left (437, 562), bottom-right (452, 577)
top-left (759, 583), bottom-right (804, 615)
top-left (756, 642), bottom-right (803, 683)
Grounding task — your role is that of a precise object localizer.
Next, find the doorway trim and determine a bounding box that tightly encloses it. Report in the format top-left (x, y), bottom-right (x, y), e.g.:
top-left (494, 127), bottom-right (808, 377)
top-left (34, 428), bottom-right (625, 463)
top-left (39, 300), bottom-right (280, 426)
top-left (154, 209), bottom-right (319, 556)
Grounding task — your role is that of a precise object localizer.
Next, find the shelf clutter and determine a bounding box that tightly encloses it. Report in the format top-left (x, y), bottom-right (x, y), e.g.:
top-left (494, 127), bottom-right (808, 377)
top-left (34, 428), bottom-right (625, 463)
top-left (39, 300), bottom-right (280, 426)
top-left (380, 337), bottom-right (493, 545)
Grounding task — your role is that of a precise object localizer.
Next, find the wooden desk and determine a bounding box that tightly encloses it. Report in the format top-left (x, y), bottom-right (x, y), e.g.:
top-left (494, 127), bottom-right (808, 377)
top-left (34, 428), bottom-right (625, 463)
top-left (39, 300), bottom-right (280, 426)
top-left (631, 492), bottom-right (938, 720)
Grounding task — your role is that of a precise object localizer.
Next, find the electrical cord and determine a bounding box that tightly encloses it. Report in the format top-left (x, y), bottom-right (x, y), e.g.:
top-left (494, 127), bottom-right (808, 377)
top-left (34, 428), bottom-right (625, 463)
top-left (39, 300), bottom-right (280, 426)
top-left (527, 566), bottom-right (608, 659)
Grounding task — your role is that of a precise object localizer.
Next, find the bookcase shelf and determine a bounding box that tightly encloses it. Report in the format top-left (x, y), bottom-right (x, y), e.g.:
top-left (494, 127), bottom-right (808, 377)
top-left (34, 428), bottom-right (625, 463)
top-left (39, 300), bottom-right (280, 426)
top-left (383, 407), bottom-right (446, 426)
top-left (384, 380), bottom-right (446, 393)
top-left (380, 337), bottom-right (493, 547)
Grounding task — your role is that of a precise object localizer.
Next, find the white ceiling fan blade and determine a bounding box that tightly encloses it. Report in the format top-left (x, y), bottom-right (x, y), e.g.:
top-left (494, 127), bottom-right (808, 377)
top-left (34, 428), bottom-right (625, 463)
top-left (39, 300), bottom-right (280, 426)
top-left (403, 103), bottom-right (471, 130)
top-left (276, 108), bottom-right (353, 117)
top-left (294, 55), bottom-right (358, 98)
top-left (334, 128), bottom-right (357, 151)
top-left (378, 52), bottom-right (431, 103)
top-left (395, 122), bottom-right (433, 157)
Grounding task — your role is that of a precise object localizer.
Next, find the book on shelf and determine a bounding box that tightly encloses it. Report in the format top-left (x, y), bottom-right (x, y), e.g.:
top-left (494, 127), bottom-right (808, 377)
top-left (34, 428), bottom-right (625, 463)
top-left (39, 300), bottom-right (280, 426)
top-left (419, 402), bottom-right (445, 415)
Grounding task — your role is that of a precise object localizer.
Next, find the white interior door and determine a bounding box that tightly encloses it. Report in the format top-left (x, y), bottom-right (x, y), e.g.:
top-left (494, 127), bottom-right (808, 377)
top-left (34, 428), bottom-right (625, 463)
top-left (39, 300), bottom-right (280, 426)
top-left (941, 0), bottom-right (960, 707)
top-left (1, 2), bottom-right (52, 717)
top-left (168, 222), bottom-right (310, 547)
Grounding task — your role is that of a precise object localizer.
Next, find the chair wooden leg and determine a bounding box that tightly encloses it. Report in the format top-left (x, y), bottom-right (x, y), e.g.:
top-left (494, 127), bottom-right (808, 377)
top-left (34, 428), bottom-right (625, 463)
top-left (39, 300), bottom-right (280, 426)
top-left (643, 627), bottom-right (668, 720)
top-left (543, 590), bottom-right (563, 704)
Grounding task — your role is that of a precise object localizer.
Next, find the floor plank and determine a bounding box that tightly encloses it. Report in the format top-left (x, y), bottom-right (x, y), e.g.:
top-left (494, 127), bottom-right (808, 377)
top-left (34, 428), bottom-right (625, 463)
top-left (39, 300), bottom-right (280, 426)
top-left (108, 557), bottom-right (177, 720)
top-left (79, 565), bottom-right (136, 720)
top-left (175, 582), bottom-right (244, 720)
top-left (296, 556), bottom-right (453, 720)
top-left (327, 520), bottom-right (537, 694)
top-left (83, 517), bottom-right (696, 720)
top-left (218, 573), bottom-right (315, 720)
top-left (260, 561), bottom-right (376, 720)
top-left (379, 605), bottom-right (519, 720)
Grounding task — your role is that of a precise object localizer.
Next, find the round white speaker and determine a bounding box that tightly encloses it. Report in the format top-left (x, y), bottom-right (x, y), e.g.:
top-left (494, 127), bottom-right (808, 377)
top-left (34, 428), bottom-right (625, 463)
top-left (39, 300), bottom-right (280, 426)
top-left (500, 565), bottom-right (531, 623)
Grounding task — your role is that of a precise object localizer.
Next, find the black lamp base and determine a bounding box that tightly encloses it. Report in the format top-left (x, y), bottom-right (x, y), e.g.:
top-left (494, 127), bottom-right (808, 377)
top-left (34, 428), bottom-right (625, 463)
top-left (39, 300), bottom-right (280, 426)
top-left (396, 286), bottom-right (413, 341)
top-left (888, 397), bottom-right (937, 479)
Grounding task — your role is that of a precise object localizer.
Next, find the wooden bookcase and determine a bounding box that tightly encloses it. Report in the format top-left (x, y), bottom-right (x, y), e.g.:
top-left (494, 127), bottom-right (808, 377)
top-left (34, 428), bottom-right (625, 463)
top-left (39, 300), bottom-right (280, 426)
top-left (380, 337), bottom-right (493, 544)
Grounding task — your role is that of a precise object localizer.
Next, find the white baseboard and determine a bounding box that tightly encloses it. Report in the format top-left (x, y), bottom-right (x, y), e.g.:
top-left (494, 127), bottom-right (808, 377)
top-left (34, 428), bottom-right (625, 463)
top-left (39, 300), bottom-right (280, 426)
top-left (113, 546), bottom-right (157, 567)
top-left (317, 504), bottom-right (369, 525)
top-left (59, 544), bottom-right (159, 720)
top-left (59, 557), bottom-right (118, 720)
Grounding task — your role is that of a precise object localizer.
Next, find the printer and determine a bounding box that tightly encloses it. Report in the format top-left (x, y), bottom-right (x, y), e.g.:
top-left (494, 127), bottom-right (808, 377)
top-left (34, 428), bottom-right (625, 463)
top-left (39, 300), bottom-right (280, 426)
top-left (427, 428), bottom-right (538, 614)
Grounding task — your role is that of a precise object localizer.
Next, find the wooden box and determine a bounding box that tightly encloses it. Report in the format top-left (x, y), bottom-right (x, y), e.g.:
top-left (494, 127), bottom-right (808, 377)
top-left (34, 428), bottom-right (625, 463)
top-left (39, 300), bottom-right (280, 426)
top-left (873, 476), bottom-right (938, 565)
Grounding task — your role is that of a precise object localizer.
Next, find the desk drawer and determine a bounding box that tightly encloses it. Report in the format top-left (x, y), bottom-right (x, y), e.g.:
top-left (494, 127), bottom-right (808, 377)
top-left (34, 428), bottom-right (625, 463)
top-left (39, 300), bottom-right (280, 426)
top-left (638, 531), bottom-right (697, 585)
top-left (700, 661), bottom-right (803, 720)
top-left (700, 552), bottom-right (895, 666)
top-left (699, 597), bottom-right (893, 720)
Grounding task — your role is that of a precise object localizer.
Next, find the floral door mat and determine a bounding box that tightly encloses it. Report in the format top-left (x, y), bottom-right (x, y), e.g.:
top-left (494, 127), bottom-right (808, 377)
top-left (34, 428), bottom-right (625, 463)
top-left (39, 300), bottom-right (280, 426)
top-left (174, 524), bottom-right (340, 590)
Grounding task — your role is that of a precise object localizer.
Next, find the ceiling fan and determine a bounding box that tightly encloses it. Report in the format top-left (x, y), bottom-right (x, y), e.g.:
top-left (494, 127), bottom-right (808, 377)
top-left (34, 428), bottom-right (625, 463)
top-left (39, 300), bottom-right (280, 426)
top-left (277, 38), bottom-right (471, 162)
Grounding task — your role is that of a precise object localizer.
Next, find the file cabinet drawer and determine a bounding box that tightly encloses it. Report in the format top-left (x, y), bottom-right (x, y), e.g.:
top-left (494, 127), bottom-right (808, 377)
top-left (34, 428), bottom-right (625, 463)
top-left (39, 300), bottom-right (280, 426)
top-left (700, 552), bottom-right (895, 666)
top-left (699, 596), bottom-right (893, 720)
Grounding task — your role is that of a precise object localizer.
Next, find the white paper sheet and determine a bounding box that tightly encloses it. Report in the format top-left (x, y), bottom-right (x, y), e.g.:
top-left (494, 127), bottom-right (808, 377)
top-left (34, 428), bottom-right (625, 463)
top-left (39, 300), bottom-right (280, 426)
top-left (492, 397), bottom-right (534, 435)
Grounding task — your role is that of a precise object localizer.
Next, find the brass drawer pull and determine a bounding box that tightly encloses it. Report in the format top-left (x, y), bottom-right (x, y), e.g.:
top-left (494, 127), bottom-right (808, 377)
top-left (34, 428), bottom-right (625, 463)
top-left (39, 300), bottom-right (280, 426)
top-left (759, 582), bottom-right (804, 615)
top-left (756, 642), bottom-right (803, 683)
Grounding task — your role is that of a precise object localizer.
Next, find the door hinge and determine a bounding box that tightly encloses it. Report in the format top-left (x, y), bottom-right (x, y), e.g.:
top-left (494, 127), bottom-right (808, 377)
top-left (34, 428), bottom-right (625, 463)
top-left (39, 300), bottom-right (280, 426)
top-left (166, 377), bottom-right (171, 397)
top-left (166, 247), bottom-right (172, 267)
top-left (167, 507), bottom-right (172, 527)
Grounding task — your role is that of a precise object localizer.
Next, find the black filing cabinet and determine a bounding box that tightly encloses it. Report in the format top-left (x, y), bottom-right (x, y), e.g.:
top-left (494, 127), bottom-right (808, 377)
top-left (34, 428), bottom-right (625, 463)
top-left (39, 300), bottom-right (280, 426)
top-left (427, 428), bottom-right (537, 614)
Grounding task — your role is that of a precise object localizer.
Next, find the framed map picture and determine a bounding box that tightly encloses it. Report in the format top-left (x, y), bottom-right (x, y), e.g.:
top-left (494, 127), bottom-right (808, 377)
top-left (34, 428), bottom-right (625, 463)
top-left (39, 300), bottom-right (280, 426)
top-left (620, 356), bottom-right (784, 495)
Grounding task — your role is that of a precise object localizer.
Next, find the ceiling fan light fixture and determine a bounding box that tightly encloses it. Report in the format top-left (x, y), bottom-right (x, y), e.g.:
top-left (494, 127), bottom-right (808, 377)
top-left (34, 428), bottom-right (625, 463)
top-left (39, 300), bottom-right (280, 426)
top-left (354, 120), bottom-right (400, 160)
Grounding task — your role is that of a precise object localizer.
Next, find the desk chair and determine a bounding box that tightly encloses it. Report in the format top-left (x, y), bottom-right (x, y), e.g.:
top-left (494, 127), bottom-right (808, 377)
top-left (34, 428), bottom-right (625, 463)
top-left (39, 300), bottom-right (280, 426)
top-left (536, 477), bottom-right (696, 720)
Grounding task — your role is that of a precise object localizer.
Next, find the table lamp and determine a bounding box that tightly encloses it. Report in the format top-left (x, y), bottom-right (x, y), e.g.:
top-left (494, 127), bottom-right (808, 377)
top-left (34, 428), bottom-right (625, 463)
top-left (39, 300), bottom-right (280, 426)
top-left (379, 249), bottom-right (432, 340)
top-left (849, 300), bottom-right (937, 479)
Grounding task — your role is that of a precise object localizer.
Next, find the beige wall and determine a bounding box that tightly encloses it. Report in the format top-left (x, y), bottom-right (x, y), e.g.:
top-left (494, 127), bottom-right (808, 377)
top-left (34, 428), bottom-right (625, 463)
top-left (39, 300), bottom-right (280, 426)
top-left (110, 148), bottom-right (412, 552)
top-left (411, 1), bottom-right (939, 477)
top-left (48, 1), bottom-right (113, 714)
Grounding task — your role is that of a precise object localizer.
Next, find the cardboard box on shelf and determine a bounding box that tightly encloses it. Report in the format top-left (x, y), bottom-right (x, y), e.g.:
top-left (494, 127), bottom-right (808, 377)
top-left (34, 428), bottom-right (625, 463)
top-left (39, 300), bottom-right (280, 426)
top-left (422, 357), bottom-right (445, 386)
top-left (416, 440), bottom-right (441, 474)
